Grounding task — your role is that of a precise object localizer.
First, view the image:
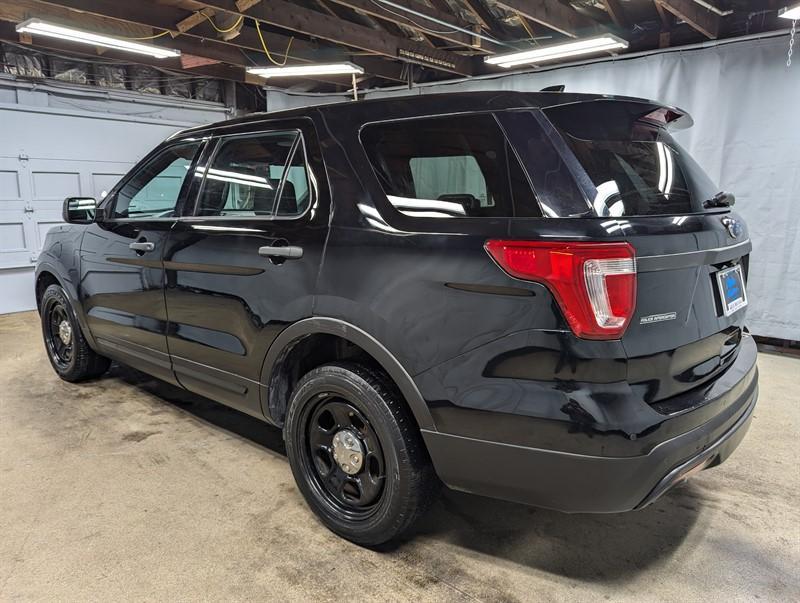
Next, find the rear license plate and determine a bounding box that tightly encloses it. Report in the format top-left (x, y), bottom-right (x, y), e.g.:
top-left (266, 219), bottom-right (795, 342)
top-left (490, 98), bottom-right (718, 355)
top-left (716, 264), bottom-right (747, 316)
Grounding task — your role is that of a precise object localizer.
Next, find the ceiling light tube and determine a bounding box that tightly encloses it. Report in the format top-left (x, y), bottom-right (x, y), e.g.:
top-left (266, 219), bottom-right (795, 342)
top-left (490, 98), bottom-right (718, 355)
top-left (15, 19), bottom-right (180, 59)
top-left (485, 35), bottom-right (629, 68)
top-left (247, 63), bottom-right (365, 78)
top-left (778, 3), bottom-right (800, 19)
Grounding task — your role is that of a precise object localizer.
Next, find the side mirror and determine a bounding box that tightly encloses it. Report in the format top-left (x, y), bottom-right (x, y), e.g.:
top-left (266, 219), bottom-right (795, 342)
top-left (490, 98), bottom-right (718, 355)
top-left (63, 197), bottom-right (98, 224)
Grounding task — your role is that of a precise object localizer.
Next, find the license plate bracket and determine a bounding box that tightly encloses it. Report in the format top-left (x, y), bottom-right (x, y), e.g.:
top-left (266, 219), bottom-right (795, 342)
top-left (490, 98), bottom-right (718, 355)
top-left (716, 264), bottom-right (747, 317)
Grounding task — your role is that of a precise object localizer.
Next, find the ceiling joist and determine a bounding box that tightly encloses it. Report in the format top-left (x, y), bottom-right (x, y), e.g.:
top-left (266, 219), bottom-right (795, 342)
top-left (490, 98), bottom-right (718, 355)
top-left (600, 0), bottom-right (630, 30)
top-left (655, 0), bottom-right (720, 39)
top-left (491, 0), bottom-right (605, 38)
top-left (194, 0), bottom-right (474, 75)
top-left (0, 0), bottom-right (785, 94)
top-left (21, 0), bottom-right (408, 82)
top-left (322, 0), bottom-right (498, 52)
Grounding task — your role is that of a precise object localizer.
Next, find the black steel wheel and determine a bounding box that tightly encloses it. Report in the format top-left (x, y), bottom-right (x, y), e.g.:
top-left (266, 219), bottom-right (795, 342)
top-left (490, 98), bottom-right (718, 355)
top-left (305, 397), bottom-right (386, 517)
top-left (44, 299), bottom-right (73, 371)
top-left (285, 362), bottom-right (439, 546)
top-left (40, 284), bottom-right (110, 382)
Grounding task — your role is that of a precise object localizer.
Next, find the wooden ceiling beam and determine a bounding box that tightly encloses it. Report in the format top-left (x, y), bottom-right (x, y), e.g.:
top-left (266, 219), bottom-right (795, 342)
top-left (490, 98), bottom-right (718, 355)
top-left (654, 1), bottom-right (673, 29)
top-left (19, 0), bottom-right (406, 82)
top-left (492, 0), bottom-right (606, 38)
top-left (175, 8), bottom-right (215, 34)
top-left (0, 20), bottom-right (251, 83)
top-left (31, 0), bottom-right (323, 59)
top-left (460, 0), bottom-right (517, 39)
top-left (191, 0), bottom-right (474, 74)
top-left (600, 0), bottom-right (630, 29)
top-left (0, 0), bottom-right (408, 87)
top-left (655, 0), bottom-right (720, 39)
top-left (323, 0), bottom-right (496, 51)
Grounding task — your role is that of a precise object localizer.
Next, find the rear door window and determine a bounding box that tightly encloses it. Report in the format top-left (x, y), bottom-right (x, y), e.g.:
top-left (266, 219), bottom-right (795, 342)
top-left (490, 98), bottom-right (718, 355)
top-left (194, 131), bottom-right (311, 218)
top-left (360, 114), bottom-right (542, 218)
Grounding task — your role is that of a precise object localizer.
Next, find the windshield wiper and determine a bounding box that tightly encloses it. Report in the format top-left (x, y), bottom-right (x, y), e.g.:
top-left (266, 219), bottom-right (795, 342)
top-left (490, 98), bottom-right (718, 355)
top-left (704, 191), bottom-right (735, 209)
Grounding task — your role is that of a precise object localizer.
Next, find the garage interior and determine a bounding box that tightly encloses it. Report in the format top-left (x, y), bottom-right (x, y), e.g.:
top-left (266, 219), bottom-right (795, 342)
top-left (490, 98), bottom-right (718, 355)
top-left (0, 0), bottom-right (798, 601)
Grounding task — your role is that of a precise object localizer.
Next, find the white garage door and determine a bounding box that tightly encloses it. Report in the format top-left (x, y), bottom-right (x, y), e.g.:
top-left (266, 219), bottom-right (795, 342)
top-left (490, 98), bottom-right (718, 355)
top-left (0, 82), bottom-right (228, 315)
top-left (0, 154), bottom-right (132, 314)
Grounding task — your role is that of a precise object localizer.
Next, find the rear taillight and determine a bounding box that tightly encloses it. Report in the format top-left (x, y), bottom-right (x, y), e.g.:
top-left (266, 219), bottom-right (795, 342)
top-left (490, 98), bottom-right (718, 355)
top-left (484, 240), bottom-right (637, 340)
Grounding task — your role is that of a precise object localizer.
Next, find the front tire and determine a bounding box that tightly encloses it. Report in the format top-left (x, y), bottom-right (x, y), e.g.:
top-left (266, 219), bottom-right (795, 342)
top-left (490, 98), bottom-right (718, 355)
top-left (40, 284), bottom-right (110, 382)
top-left (284, 362), bottom-right (438, 546)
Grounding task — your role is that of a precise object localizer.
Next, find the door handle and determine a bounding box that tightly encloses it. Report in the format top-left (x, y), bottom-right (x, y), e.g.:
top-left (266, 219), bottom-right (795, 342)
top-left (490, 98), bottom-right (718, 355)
top-left (258, 245), bottom-right (303, 260)
top-left (129, 241), bottom-right (155, 252)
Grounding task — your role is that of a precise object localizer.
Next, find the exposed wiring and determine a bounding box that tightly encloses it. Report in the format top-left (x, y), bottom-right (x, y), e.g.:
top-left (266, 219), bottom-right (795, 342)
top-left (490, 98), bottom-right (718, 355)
top-left (366, 0), bottom-right (460, 35)
top-left (119, 29), bottom-right (173, 41)
top-left (254, 18), bottom-right (294, 66)
top-left (198, 12), bottom-right (244, 34)
top-left (516, 13), bottom-right (538, 46)
top-left (373, 0), bottom-right (512, 47)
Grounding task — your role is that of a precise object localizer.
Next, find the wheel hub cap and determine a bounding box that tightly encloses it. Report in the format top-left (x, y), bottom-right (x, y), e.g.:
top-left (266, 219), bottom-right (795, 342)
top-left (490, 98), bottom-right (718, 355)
top-left (331, 429), bottom-right (364, 475)
top-left (58, 320), bottom-right (72, 346)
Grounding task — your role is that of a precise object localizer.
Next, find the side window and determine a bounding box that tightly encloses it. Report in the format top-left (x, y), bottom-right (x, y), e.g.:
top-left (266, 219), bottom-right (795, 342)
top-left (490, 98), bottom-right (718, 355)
top-left (112, 142), bottom-right (201, 219)
top-left (360, 114), bottom-right (541, 218)
top-left (194, 131), bottom-right (311, 218)
top-left (275, 142), bottom-right (311, 217)
top-left (409, 156), bottom-right (489, 207)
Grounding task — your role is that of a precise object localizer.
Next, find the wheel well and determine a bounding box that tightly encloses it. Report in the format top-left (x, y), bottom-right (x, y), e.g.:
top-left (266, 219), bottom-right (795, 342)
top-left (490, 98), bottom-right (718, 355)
top-left (35, 272), bottom-right (60, 310)
top-left (267, 333), bottom-right (405, 428)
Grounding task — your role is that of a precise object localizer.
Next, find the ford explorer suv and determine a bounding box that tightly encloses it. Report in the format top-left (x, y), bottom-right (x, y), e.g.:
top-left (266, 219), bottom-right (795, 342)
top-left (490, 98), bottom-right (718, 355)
top-left (36, 91), bottom-right (757, 546)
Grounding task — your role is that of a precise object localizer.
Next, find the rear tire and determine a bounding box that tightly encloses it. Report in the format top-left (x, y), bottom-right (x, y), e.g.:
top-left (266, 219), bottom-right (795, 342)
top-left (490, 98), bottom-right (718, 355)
top-left (40, 284), bottom-right (110, 382)
top-left (284, 362), bottom-right (438, 546)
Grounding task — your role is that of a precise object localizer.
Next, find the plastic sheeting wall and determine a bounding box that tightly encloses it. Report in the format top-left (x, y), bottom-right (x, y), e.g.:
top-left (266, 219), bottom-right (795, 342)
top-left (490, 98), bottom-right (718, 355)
top-left (266, 35), bottom-right (800, 340)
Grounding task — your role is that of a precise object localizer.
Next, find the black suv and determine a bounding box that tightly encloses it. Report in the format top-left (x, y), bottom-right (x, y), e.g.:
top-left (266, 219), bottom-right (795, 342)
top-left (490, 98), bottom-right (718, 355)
top-left (36, 92), bottom-right (757, 545)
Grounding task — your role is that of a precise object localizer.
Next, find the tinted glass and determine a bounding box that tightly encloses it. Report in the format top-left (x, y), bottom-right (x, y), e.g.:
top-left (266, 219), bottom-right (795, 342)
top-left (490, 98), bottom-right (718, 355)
top-left (113, 142), bottom-right (200, 219)
top-left (361, 114), bottom-right (541, 218)
top-left (195, 132), bottom-right (310, 217)
top-left (545, 103), bottom-right (719, 217)
top-left (275, 140), bottom-right (311, 217)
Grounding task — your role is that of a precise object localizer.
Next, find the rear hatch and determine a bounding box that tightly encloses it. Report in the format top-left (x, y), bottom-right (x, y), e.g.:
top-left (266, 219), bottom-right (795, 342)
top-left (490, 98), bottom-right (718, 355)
top-left (541, 99), bottom-right (751, 406)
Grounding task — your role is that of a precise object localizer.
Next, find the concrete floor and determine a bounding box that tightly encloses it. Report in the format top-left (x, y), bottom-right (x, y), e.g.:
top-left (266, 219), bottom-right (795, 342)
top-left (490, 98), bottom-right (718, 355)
top-left (1, 311), bottom-right (798, 602)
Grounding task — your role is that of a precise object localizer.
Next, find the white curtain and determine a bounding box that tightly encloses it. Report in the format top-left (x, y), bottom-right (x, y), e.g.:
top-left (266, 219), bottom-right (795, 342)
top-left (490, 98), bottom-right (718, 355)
top-left (266, 35), bottom-right (800, 339)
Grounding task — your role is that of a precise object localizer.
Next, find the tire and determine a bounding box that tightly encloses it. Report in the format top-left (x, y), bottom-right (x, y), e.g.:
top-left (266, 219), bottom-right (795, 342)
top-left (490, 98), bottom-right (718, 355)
top-left (40, 284), bottom-right (110, 382)
top-left (284, 361), bottom-right (439, 546)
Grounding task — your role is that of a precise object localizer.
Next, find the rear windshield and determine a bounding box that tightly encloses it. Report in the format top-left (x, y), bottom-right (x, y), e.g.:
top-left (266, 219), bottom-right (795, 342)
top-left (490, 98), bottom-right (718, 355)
top-left (360, 114), bottom-right (542, 218)
top-left (544, 102), bottom-right (719, 217)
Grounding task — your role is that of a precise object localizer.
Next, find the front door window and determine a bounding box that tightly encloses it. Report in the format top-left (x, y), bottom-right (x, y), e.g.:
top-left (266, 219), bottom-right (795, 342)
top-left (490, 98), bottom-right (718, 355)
top-left (112, 142), bottom-right (201, 220)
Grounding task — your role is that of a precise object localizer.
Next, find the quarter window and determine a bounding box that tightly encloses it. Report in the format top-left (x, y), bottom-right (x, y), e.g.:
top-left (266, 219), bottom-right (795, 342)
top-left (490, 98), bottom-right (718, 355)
top-left (360, 114), bottom-right (541, 218)
top-left (112, 142), bottom-right (201, 219)
top-left (194, 132), bottom-right (311, 218)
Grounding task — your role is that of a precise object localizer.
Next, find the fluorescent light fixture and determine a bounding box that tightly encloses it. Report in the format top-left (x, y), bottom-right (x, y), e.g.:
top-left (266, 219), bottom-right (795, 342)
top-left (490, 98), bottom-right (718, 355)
top-left (485, 35), bottom-right (628, 68)
top-left (778, 3), bottom-right (800, 19)
top-left (15, 19), bottom-right (179, 59)
top-left (247, 62), bottom-right (364, 78)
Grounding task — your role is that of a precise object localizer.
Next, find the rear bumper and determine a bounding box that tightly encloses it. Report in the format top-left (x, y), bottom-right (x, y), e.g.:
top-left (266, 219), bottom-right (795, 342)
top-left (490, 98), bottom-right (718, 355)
top-left (422, 339), bottom-right (758, 513)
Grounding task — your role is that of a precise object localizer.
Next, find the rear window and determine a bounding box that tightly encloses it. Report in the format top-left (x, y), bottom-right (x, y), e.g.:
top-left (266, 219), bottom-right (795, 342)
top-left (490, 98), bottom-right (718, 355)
top-left (544, 102), bottom-right (719, 217)
top-left (360, 114), bottom-right (542, 218)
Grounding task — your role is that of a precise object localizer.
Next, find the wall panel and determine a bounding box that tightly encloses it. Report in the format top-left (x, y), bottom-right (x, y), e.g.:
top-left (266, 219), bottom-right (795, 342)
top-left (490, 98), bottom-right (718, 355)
top-left (0, 77), bottom-right (227, 314)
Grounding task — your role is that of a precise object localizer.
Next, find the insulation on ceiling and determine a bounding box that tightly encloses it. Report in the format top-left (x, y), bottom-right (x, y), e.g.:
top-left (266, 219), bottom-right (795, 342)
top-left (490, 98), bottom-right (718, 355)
top-left (1, 45), bottom-right (45, 79)
top-left (50, 58), bottom-right (89, 85)
top-left (164, 78), bottom-right (192, 98)
top-left (130, 65), bottom-right (162, 95)
top-left (94, 64), bottom-right (127, 89)
top-left (195, 79), bottom-right (222, 102)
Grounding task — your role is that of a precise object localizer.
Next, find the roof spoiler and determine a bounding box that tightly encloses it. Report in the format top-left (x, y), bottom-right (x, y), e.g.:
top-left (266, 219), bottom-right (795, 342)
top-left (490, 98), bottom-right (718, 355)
top-left (543, 97), bottom-right (694, 131)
